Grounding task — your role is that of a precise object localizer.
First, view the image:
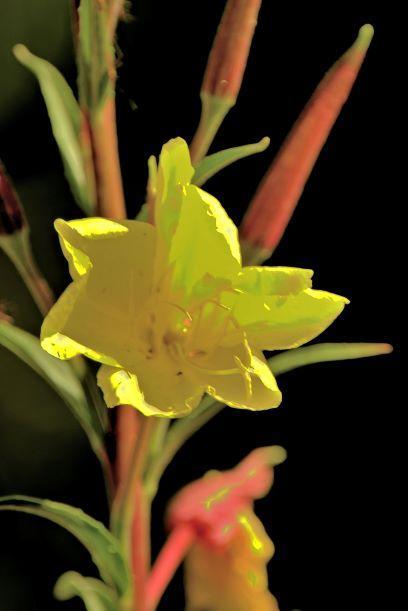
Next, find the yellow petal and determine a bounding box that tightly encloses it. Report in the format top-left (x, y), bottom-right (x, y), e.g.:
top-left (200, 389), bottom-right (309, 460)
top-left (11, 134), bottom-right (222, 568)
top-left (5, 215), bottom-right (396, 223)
top-left (223, 288), bottom-right (349, 350)
top-left (152, 138), bottom-right (241, 300)
top-left (41, 279), bottom-right (118, 363)
top-left (186, 343), bottom-right (282, 411)
top-left (55, 217), bottom-right (152, 276)
top-left (235, 266), bottom-right (313, 295)
top-left (169, 185), bottom-right (241, 299)
top-left (41, 219), bottom-right (156, 367)
top-left (97, 354), bottom-right (204, 418)
top-left (155, 137), bottom-right (195, 247)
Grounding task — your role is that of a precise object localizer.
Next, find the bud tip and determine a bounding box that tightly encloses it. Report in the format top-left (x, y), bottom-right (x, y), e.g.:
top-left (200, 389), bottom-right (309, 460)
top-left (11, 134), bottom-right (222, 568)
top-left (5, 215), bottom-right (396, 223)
top-left (355, 24), bottom-right (374, 53)
top-left (13, 44), bottom-right (29, 62)
top-left (379, 342), bottom-right (393, 354)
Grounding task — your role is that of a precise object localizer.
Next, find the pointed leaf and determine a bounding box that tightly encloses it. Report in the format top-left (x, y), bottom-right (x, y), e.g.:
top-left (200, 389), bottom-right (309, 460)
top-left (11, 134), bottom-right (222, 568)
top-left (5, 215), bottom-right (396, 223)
top-left (0, 323), bottom-right (107, 460)
top-left (269, 342), bottom-right (393, 375)
top-left (193, 137), bottom-right (270, 186)
top-left (13, 44), bottom-right (93, 214)
top-left (55, 571), bottom-right (118, 611)
top-left (0, 496), bottom-right (130, 595)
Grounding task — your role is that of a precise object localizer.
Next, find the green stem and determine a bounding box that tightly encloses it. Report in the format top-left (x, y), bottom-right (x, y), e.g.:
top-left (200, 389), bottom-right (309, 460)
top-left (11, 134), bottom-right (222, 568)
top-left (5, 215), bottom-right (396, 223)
top-left (189, 93), bottom-right (234, 165)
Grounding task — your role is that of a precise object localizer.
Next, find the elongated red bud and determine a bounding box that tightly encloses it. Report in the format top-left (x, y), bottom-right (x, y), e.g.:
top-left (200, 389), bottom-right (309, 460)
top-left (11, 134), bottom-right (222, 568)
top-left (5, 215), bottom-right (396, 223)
top-left (190, 0), bottom-right (262, 163)
top-left (240, 25), bottom-right (374, 263)
top-left (202, 0), bottom-right (262, 102)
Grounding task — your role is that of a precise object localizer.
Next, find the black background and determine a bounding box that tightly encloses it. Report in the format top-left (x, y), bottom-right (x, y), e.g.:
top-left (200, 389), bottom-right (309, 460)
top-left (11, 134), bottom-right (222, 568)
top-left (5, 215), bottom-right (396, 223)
top-left (0, 1), bottom-right (401, 610)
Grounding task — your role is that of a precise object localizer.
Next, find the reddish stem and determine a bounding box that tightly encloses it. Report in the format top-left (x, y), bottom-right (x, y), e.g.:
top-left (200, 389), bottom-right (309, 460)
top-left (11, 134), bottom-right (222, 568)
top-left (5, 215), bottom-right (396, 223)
top-left (92, 98), bottom-right (126, 219)
top-left (115, 406), bottom-right (141, 487)
top-left (131, 483), bottom-right (149, 611)
top-left (146, 525), bottom-right (195, 611)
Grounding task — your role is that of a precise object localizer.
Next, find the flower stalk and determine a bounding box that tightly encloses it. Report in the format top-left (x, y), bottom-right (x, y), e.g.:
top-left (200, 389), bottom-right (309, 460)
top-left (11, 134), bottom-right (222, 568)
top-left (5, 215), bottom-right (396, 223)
top-left (91, 97), bottom-right (126, 218)
top-left (146, 524), bottom-right (195, 611)
top-left (75, 0), bottom-right (126, 219)
top-left (111, 417), bottom-right (157, 610)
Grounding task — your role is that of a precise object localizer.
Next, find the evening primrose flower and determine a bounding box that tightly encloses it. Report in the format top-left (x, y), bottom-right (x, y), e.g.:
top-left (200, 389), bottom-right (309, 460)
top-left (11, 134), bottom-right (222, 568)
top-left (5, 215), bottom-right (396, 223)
top-left (41, 138), bottom-right (348, 417)
top-left (167, 447), bottom-right (286, 611)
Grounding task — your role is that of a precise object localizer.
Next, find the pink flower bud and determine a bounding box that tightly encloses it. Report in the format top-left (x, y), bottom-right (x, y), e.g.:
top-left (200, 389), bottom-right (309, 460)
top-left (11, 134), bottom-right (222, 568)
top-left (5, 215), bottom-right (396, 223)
top-left (167, 446), bottom-right (286, 546)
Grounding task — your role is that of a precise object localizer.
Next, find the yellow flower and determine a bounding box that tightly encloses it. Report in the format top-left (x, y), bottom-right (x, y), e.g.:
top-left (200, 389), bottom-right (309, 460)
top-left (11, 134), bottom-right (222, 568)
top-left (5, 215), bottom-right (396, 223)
top-left (41, 138), bottom-right (348, 417)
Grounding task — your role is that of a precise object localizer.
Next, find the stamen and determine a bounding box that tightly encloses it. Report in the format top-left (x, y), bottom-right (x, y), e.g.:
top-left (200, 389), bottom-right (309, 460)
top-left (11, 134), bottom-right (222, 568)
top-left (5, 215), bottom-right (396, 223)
top-left (174, 343), bottom-right (242, 377)
top-left (188, 296), bottom-right (234, 349)
top-left (159, 300), bottom-right (193, 322)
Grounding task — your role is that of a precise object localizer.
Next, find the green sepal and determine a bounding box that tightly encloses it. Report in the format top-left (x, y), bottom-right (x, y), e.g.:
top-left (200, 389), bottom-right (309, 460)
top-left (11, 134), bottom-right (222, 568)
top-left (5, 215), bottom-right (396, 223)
top-left (54, 571), bottom-right (119, 611)
top-left (12, 45), bottom-right (94, 215)
top-left (0, 323), bottom-right (108, 463)
top-left (193, 137), bottom-right (270, 186)
top-left (0, 496), bottom-right (130, 595)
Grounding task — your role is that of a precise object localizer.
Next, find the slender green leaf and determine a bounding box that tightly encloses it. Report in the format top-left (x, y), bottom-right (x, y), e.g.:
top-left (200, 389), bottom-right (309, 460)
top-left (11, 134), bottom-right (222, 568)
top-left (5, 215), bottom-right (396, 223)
top-left (193, 137), bottom-right (270, 187)
top-left (0, 496), bottom-right (130, 595)
top-left (55, 571), bottom-right (118, 611)
top-left (0, 323), bottom-right (106, 459)
top-left (269, 342), bottom-right (393, 375)
top-left (13, 44), bottom-right (93, 214)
